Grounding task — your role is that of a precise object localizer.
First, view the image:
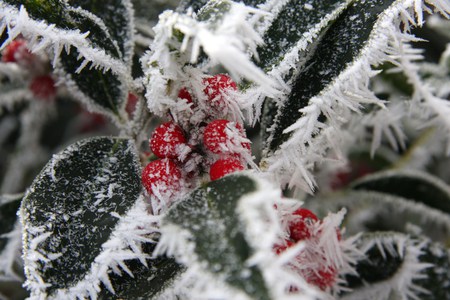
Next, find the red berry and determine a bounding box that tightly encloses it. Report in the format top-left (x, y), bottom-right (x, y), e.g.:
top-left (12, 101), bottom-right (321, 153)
top-left (1, 39), bottom-right (33, 63)
top-left (288, 208), bottom-right (319, 241)
top-left (210, 157), bottom-right (244, 181)
top-left (178, 87), bottom-right (193, 103)
top-left (150, 122), bottom-right (187, 159)
top-left (203, 74), bottom-right (237, 109)
top-left (141, 159), bottom-right (182, 196)
top-left (203, 119), bottom-right (249, 154)
top-left (273, 240), bottom-right (294, 255)
top-left (305, 267), bottom-right (337, 290)
top-left (29, 75), bottom-right (56, 100)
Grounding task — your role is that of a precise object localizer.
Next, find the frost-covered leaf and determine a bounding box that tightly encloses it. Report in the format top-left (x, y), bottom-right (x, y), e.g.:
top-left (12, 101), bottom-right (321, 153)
top-left (98, 243), bottom-right (184, 300)
top-left (351, 170), bottom-right (450, 214)
top-left (0, 0), bottom-right (134, 120)
top-left (341, 232), bottom-right (449, 300)
top-left (414, 239), bottom-right (450, 300)
top-left (257, 0), bottom-right (350, 72)
top-left (266, 0), bottom-right (395, 152)
top-left (162, 173), bottom-right (271, 300)
top-left (305, 190), bottom-right (450, 244)
top-left (257, 0), bottom-right (351, 140)
top-left (261, 0), bottom-right (450, 192)
top-left (20, 137), bottom-right (143, 298)
top-left (67, 0), bottom-right (134, 63)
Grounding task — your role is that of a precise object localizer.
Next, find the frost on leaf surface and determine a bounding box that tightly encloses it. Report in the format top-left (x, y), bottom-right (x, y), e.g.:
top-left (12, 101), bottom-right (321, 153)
top-left (20, 137), bottom-right (141, 298)
top-left (256, 0), bottom-right (350, 72)
top-left (160, 173), bottom-right (271, 300)
top-left (262, 0), bottom-right (450, 192)
top-left (0, 0), bottom-right (134, 120)
top-left (98, 242), bottom-right (183, 300)
top-left (342, 232), bottom-right (449, 300)
top-left (265, 0), bottom-right (394, 152)
top-left (255, 0), bottom-right (350, 131)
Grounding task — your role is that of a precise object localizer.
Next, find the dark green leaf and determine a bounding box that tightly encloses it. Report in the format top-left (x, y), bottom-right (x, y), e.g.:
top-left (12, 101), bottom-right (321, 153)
top-left (416, 240), bottom-right (450, 300)
top-left (344, 233), bottom-right (403, 289)
top-left (164, 174), bottom-right (270, 300)
top-left (59, 50), bottom-right (125, 117)
top-left (0, 194), bottom-right (22, 253)
top-left (342, 233), bottom-right (450, 300)
top-left (257, 0), bottom-right (349, 71)
top-left (3, 0), bottom-right (120, 58)
top-left (67, 0), bottom-right (134, 61)
top-left (99, 243), bottom-right (184, 299)
top-left (305, 190), bottom-right (450, 244)
top-left (351, 170), bottom-right (450, 214)
top-left (2, 0), bottom-right (133, 117)
top-left (266, 0), bottom-right (396, 152)
top-left (21, 137), bottom-right (142, 296)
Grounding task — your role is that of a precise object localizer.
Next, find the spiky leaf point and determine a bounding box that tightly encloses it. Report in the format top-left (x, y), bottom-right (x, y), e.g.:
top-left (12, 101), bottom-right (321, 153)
top-left (98, 242), bottom-right (184, 300)
top-left (20, 137), bottom-right (166, 299)
top-left (260, 0), bottom-right (450, 192)
top-left (341, 232), bottom-right (448, 300)
top-left (0, 1), bottom-right (135, 121)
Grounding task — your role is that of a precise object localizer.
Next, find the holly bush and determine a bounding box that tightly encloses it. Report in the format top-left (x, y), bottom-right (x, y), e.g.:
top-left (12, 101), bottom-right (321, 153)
top-left (0, 0), bottom-right (450, 299)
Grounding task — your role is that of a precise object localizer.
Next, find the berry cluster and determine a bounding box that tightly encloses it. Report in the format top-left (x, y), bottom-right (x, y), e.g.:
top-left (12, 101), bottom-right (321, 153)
top-left (275, 208), bottom-right (341, 291)
top-left (1, 38), bottom-right (56, 100)
top-left (141, 74), bottom-right (252, 203)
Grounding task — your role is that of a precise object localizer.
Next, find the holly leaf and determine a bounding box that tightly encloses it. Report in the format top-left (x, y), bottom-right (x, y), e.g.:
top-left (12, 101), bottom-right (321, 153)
top-left (20, 137), bottom-right (148, 298)
top-left (0, 0), bottom-right (134, 120)
top-left (265, 0), bottom-right (396, 152)
top-left (305, 190), bottom-right (450, 245)
top-left (162, 173), bottom-right (270, 300)
top-left (342, 232), bottom-right (450, 300)
top-left (257, 0), bottom-right (350, 72)
top-left (351, 170), bottom-right (450, 214)
top-left (98, 243), bottom-right (184, 300)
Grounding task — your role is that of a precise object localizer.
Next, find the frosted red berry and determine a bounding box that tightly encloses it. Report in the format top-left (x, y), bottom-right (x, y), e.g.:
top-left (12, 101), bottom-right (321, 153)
top-left (273, 240), bottom-right (294, 255)
top-left (150, 122), bottom-right (187, 159)
top-left (29, 75), bottom-right (56, 100)
top-left (203, 74), bottom-right (237, 109)
top-left (305, 267), bottom-right (337, 290)
top-left (288, 208), bottom-right (319, 241)
top-left (141, 158), bottom-right (182, 196)
top-left (210, 157), bottom-right (244, 180)
top-left (203, 119), bottom-right (249, 154)
top-left (178, 87), bottom-right (193, 103)
top-left (1, 39), bottom-right (33, 63)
